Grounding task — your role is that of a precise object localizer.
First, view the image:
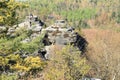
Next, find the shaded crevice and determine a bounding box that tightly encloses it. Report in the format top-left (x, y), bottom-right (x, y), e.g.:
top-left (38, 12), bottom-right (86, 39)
top-left (42, 32), bottom-right (88, 55)
top-left (42, 33), bottom-right (52, 46)
top-left (74, 33), bottom-right (88, 54)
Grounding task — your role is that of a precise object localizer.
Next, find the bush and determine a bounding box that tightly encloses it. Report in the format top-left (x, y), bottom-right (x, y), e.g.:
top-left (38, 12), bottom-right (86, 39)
top-left (0, 73), bottom-right (18, 80)
top-left (0, 31), bottom-right (46, 74)
top-left (61, 8), bottom-right (96, 21)
top-left (11, 56), bottom-right (46, 72)
top-left (44, 45), bottom-right (90, 80)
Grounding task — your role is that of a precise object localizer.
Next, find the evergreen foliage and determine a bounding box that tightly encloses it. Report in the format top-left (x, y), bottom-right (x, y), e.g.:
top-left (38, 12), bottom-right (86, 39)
top-left (0, 0), bottom-right (27, 26)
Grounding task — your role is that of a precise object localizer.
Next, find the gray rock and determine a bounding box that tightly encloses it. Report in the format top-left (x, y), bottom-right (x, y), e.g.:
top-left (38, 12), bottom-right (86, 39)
top-left (42, 20), bottom-right (87, 54)
top-left (21, 38), bottom-right (31, 43)
top-left (43, 20), bottom-right (76, 45)
top-left (54, 20), bottom-right (66, 27)
top-left (18, 72), bottom-right (26, 78)
top-left (9, 33), bottom-right (16, 38)
top-left (0, 26), bottom-right (7, 33)
top-left (32, 24), bottom-right (42, 32)
top-left (30, 33), bottom-right (38, 39)
top-left (7, 28), bottom-right (15, 33)
top-left (44, 46), bottom-right (51, 60)
top-left (6, 28), bottom-right (16, 37)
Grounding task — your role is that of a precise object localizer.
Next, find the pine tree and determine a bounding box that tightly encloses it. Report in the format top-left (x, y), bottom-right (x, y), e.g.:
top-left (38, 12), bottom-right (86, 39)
top-left (0, 0), bottom-right (26, 26)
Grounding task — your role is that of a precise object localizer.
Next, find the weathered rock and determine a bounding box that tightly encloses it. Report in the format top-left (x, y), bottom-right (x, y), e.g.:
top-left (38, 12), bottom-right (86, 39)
top-left (0, 26), bottom-right (7, 33)
top-left (44, 46), bottom-right (51, 60)
top-left (21, 38), bottom-right (31, 43)
top-left (6, 27), bottom-right (17, 37)
top-left (54, 20), bottom-right (67, 27)
top-left (43, 20), bottom-right (76, 45)
top-left (18, 72), bottom-right (26, 78)
top-left (31, 24), bottom-right (42, 32)
top-left (30, 33), bottom-right (39, 39)
top-left (7, 28), bottom-right (15, 33)
top-left (38, 48), bottom-right (47, 60)
top-left (42, 20), bottom-right (87, 53)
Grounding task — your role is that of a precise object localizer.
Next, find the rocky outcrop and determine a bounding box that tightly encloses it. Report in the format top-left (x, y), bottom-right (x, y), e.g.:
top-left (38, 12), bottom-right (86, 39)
top-left (5, 14), bottom-right (44, 37)
top-left (2, 15), bottom-right (87, 60)
top-left (0, 26), bottom-right (7, 33)
top-left (42, 20), bottom-right (87, 52)
top-left (40, 20), bottom-right (88, 59)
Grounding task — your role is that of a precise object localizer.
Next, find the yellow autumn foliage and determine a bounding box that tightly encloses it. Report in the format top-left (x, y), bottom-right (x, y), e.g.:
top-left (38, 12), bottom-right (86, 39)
top-left (0, 0), bottom-right (27, 26)
top-left (10, 56), bottom-right (46, 72)
top-left (11, 63), bottom-right (30, 71)
top-left (0, 16), bottom-right (4, 23)
top-left (0, 56), bottom-right (9, 66)
top-left (44, 45), bottom-right (90, 80)
top-left (24, 56), bottom-right (43, 69)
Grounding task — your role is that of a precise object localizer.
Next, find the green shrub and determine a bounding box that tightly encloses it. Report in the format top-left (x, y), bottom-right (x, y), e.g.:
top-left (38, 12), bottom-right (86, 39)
top-left (20, 33), bottom-right (45, 53)
top-left (0, 74), bottom-right (18, 80)
top-left (0, 31), bottom-right (45, 74)
top-left (44, 45), bottom-right (90, 80)
top-left (61, 8), bottom-right (96, 21)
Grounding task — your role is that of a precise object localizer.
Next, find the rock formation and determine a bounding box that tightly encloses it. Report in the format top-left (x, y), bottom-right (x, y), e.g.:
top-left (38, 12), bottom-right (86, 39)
top-left (2, 15), bottom-right (88, 60)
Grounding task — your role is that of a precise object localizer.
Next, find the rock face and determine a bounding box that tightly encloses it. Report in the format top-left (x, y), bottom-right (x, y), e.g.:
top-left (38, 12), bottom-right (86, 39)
top-left (43, 20), bottom-right (76, 45)
top-left (7, 14), bottom-right (44, 36)
top-left (3, 15), bottom-right (87, 59)
top-left (42, 20), bottom-right (87, 50)
top-left (0, 15), bottom-right (88, 77)
top-left (0, 26), bottom-right (7, 33)
top-left (41, 20), bottom-right (88, 59)
top-left (31, 24), bottom-right (42, 32)
top-left (7, 27), bottom-right (16, 38)
top-left (21, 38), bottom-right (31, 43)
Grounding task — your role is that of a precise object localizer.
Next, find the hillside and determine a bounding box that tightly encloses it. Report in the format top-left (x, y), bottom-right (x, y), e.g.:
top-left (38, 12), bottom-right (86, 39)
top-left (0, 0), bottom-right (120, 80)
top-left (83, 29), bottom-right (120, 80)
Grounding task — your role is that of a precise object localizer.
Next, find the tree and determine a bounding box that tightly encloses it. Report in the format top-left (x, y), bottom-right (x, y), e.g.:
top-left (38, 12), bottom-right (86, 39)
top-left (0, 0), bottom-right (27, 26)
top-left (86, 31), bottom-right (120, 80)
top-left (43, 45), bottom-right (90, 80)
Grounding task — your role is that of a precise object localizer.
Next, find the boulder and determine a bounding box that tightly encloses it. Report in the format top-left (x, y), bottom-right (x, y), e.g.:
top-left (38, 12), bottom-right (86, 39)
top-left (30, 33), bottom-right (38, 39)
top-left (42, 20), bottom-right (87, 53)
top-left (7, 27), bottom-right (15, 33)
top-left (0, 26), bottom-right (7, 33)
top-left (21, 38), bottom-right (31, 43)
top-left (38, 48), bottom-right (47, 60)
top-left (32, 24), bottom-right (42, 32)
top-left (54, 20), bottom-right (66, 27)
